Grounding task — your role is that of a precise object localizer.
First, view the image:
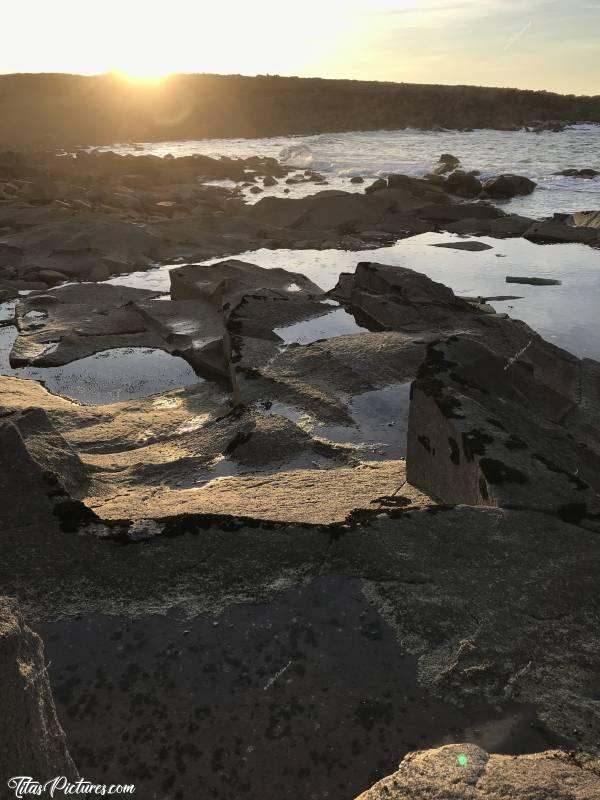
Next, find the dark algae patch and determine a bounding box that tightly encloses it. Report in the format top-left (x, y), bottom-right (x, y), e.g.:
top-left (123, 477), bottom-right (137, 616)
top-left (479, 458), bottom-right (529, 485)
top-left (37, 575), bottom-right (565, 800)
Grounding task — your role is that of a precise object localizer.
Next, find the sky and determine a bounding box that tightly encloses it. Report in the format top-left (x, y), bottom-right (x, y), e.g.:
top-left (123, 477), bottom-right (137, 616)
top-left (1, 0), bottom-right (598, 95)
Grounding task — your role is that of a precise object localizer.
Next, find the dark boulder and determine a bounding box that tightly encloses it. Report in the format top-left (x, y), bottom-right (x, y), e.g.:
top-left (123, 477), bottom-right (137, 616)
top-left (444, 169), bottom-right (482, 198)
top-left (364, 178), bottom-right (387, 194)
top-left (431, 153), bottom-right (461, 176)
top-left (483, 174), bottom-right (536, 198)
top-left (555, 168), bottom-right (599, 178)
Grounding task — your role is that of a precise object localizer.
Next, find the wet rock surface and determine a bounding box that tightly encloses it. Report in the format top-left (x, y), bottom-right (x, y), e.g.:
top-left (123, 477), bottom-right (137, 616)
top-left (11, 283), bottom-right (163, 367)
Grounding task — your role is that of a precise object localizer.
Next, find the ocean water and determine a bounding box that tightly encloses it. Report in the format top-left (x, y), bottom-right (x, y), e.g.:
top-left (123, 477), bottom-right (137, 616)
top-left (103, 125), bottom-right (600, 218)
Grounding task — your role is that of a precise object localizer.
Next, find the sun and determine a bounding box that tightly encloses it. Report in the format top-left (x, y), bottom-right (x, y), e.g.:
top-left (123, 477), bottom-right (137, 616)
top-left (111, 58), bottom-right (173, 84)
top-left (111, 68), bottom-right (172, 85)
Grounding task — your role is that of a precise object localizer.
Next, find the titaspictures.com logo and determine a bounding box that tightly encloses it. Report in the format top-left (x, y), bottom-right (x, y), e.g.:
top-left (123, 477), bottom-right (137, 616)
top-left (6, 777), bottom-right (135, 797)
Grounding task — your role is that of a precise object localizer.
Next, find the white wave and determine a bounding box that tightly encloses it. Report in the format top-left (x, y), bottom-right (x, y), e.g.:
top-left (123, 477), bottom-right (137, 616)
top-left (279, 143), bottom-right (315, 168)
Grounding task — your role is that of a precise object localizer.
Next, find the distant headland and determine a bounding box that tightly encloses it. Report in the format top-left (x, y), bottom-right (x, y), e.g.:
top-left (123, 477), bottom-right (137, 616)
top-left (1, 72), bottom-right (599, 148)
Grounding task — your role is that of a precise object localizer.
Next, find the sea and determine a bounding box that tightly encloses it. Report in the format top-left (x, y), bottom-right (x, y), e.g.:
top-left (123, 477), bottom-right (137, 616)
top-left (101, 124), bottom-right (600, 218)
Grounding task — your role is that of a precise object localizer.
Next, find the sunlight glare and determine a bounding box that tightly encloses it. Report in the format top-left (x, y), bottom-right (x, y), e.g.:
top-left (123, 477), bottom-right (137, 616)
top-left (104, 1), bottom-right (357, 80)
top-left (112, 68), bottom-right (172, 84)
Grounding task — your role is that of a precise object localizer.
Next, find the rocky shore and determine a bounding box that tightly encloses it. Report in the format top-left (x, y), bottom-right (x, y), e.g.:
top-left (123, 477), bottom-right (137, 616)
top-left (2, 144), bottom-right (600, 798)
top-left (3, 148), bottom-right (600, 299)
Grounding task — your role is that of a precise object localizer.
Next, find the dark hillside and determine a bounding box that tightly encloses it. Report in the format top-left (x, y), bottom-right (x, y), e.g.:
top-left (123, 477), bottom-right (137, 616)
top-left (1, 72), bottom-right (599, 148)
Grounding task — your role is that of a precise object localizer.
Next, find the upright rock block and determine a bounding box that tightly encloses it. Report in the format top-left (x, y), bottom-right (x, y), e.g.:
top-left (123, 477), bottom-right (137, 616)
top-left (406, 337), bottom-right (600, 529)
top-left (0, 597), bottom-right (78, 784)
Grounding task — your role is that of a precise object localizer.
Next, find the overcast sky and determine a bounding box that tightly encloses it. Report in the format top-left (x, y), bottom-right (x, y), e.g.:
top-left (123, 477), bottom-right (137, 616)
top-left (1, 0), bottom-right (598, 94)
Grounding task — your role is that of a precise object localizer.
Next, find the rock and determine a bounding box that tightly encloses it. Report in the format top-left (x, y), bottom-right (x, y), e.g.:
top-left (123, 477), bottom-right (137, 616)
top-left (2, 476), bottom-right (600, 761)
top-left (424, 172), bottom-right (448, 186)
top-left (333, 261), bottom-right (591, 420)
top-left (376, 212), bottom-right (432, 236)
top-left (330, 262), bottom-right (481, 333)
top-left (386, 174), bottom-right (446, 197)
top-left (249, 185), bottom-right (263, 194)
top-left (355, 744), bottom-right (600, 800)
top-left (5, 407), bottom-right (88, 496)
top-left (431, 154), bottom-right (461, 177)
top-left (444, 170), bottom-right (482, 198)
top-left (90, 459), bottom-right (428, 524)
top-left (27, 175), bottom-right (62, 204)
top-left (3, 215), bottom-right (162, 277)
top-left (570, 210), bottom-right (600, 229)
top-left (229, 326), bottom-right (425, 427)
top-left (70, 199), bottom-right (93, 212)
top-left (0, 372), bottom-right (426, 526)
top-left (227, 287), bottom-right (331, 341)
top-left (482, 174), bottom-right (537, 198)
top-left (486, 214), bottom-right (536, 237)
top-left (252, 191), bottom-right (417, 234)
top-left (406, 336), bottom-right (600, 529)
top-left (364, 178), bottom-right (387, 194)
top-left (134, 297), bottom-right (228, 378)
top-left (506, 276), bottom-right (562, 285)
top-left (0, 150), bottom-right (302, 284)
top-left (0, 408), bottom-right (93, 531)
top-left (263, 176), bottom-right (278, 187)
top-left (417, 202), bottom-right (503, 222)
top-left (170, 259), bottom-right (322, 306)
top-left (36, 269), bottom-right (68, 286)
top-left (104, 191), bottom-right (144, 211)
top-left (525, 219), bottom-right (600, 244)
top-left (432, 240), bottom-right (492, 251)
top-left (350, 176), bottom-right (364, 184)
top-left (11, 283), bottom-right (163, 367)
top-left (529, 119), bottom-right (568, 132)
top-left (556, 168), bottom-right (599, 178)
top-left (0, 597), bottom-right (78, 785)
top-left (440, 153), bottom-right (460, 168)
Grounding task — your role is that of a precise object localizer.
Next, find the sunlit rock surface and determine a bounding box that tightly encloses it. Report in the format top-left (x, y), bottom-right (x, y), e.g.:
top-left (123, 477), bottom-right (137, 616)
top-left (0, 597), bottom-right (78, 785)
top-left (355, 744), bottom-right (600, 800)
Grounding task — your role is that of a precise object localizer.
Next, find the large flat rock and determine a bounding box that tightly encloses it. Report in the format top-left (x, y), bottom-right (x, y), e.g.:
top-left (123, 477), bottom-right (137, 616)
top-left (2, 505), bottom-right (600, 773)
top-left (170, 258), bottom-right (322, 305)
top-left (86, 460), bottom-right (430, 524)
top-left (11, 283), bottom-right (163, 367)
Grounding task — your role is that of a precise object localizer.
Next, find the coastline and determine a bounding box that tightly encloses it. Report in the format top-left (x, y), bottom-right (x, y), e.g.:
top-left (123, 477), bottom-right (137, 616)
top-left (2, 136), bottom-right (600, 798)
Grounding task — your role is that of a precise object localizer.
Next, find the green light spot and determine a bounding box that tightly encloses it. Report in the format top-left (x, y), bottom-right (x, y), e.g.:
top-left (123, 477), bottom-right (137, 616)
top-left (457, 754), bottom-right (469, 767)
